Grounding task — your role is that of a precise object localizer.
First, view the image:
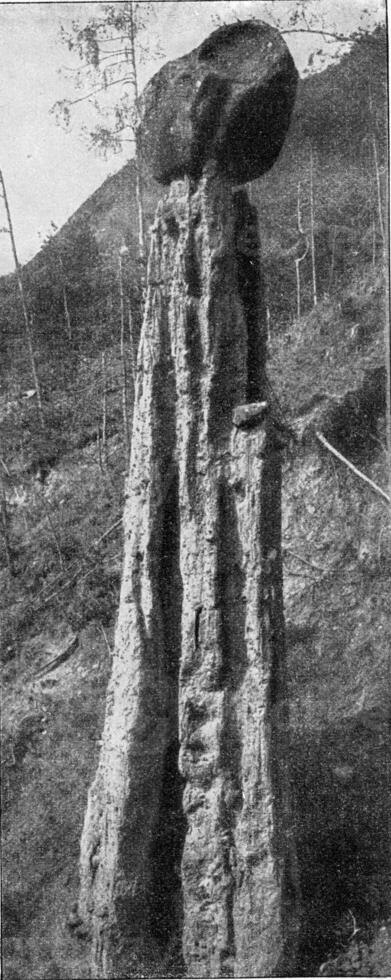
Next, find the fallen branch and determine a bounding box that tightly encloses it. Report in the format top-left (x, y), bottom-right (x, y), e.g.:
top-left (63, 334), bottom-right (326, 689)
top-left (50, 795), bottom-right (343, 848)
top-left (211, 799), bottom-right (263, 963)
top-left (99, 622), bottom-right (113, 657)
top-left (0, 457), bottom-right (11, 477)
top-left (42, 567), bottom-right (83, 604)
top-left (347, 909), bottom-right (360, 941)
top-left (38, 516), bottom-right (122, 602)
top-left (29, 556), bottom-right (83, 603)
top-left (93, 517), bottom-right (122, 548)
top-left (35, 634), bottom-right (79, 677)
top-left (42, 550), bottom-right (123, 606)
top-left (316, 432), bottom-right (390, 505)
top-left (285, 548), bottom-right (323, 572)
top-left (39, 494), bottom-right (64, 570)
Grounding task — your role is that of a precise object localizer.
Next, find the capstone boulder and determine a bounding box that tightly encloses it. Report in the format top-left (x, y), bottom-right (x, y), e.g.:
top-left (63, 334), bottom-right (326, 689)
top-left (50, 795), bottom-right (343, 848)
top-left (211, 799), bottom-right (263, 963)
top-left (139, 20), bottom-right (298, 185)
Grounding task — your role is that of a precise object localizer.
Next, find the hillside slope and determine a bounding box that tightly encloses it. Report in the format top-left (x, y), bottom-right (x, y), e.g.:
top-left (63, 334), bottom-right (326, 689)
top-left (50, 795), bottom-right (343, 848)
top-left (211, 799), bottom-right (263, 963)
top-left (269, 268), bottom-right (390, 972)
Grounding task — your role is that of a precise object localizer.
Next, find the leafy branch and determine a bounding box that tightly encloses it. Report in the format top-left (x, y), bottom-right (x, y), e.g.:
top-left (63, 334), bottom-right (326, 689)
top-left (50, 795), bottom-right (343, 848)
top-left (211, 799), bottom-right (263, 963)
top-left (52, 2), bottom-right (163, 258)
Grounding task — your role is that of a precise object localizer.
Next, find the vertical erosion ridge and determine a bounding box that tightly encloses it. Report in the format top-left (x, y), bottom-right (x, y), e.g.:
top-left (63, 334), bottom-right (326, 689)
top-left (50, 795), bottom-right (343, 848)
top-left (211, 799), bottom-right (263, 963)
top-left (79, 171), bottom-right (300, 978)
top-left (78, 215), bottom-right (185, 978)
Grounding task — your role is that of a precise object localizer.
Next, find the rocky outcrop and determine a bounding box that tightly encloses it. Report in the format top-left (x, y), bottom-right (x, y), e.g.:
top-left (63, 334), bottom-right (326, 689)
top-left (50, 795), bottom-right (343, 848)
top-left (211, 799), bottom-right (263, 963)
top-left (79, 23), bottom-right (299, 980)
top-left (140, 20), bottom-right (298, 185)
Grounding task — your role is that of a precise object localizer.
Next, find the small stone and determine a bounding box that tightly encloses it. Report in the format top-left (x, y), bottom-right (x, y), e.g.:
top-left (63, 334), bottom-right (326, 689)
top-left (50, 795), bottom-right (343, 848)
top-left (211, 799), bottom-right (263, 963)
top-left (333, 764), bottom-right (354, 783)
top-left (140, 21), bottom-right (298, 184)
top-left (67, 910), bottom-right (83, 930)
top-left (233, 402), bottom-right (269, 428)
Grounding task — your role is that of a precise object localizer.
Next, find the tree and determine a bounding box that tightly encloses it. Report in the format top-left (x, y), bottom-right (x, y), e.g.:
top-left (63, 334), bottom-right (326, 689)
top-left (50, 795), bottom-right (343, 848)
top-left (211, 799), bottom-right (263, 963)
top-left (0, 460), bottom-right (15, 577)
top-left (0, 169), bottom-right (45, 430)
top-left (52, 2), bottom-right (162, 259)
top-left (295, 181), bottom-right (309, 319)
top-left (213, 1), bottom-right (384, 75)
top-left (119, 245), bottom-right (130, 457)
top-left (309, 145), bottom-right (317, 308)
top-left (32, 217), bottom-right (102, 344)
top-left (367, 83), bottom-right (385, 249)
top-left (38, 222), bottom-right (72, 341)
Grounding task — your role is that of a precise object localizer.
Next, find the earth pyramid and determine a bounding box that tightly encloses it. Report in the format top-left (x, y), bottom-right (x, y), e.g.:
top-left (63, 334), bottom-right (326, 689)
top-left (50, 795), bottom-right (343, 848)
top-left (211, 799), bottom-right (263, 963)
top-left (79, 20), bottom-right (300, 979)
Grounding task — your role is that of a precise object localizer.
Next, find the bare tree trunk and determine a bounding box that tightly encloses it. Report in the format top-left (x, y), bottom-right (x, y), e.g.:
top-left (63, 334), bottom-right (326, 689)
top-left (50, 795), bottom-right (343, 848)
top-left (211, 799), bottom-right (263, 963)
top-left (0, 170), bottom-right (44, 429)
top-left (384, 167), bottom-right (391, 519)
top-left (63, 284), bottom-right (72, 341)
top-left (309, 146), bottom-right (317, 308)
top-left (372, 72), bottom-right (391, 518)
top-left (39, 491), bottom-right (64, 570)
top-left (134, 153), bottom-right (145, 260)
top-left (128, 1), bottom-right (145, 259)
top-left (58, 255), bottom-right (72, 341)
top-left (101, 352), bottom-right (108, 469)
top-left (266, 304), bottom-right (271, 343)
top-left (372, 134), bottom-right (385, 248)
top-left (295, 259), bottom-right (301, 320)
top-left (368, 84), bottom-right (385, 250)
top-left (295, 181), bottom-right (309, 319)
top-left (97, 426), bottom-right (103, 473)
top-left (328, 223), bottom-right (337, 292)
top-left (1, 481), bottom-right (14, 576)
top-left (128, 306), bottom-right (136, 385)
top-left (384, 301), bottom-right (391, 519)
top-left (119, 256), bottom-right (130, 457)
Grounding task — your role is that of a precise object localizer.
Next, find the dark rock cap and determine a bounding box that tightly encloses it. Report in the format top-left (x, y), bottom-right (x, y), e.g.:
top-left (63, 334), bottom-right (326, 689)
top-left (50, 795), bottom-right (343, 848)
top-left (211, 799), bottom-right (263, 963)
top-left (139, 20), bottom-right (298, 185)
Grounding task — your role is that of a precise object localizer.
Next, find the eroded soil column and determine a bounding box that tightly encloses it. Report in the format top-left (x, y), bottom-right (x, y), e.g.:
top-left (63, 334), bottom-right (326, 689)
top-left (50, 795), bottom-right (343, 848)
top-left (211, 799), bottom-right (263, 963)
top-left (79, 19), bottom-right (300, 979)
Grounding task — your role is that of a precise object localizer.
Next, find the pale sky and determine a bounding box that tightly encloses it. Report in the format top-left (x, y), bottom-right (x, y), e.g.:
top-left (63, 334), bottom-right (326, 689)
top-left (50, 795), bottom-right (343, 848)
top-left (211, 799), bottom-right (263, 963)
top-left (0, 0), bottom-right (386, 275)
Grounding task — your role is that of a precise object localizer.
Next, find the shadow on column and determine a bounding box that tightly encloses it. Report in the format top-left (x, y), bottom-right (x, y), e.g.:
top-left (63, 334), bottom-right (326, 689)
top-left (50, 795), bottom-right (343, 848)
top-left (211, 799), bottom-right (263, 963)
top-left (149, 473), bottom-right (187, 975)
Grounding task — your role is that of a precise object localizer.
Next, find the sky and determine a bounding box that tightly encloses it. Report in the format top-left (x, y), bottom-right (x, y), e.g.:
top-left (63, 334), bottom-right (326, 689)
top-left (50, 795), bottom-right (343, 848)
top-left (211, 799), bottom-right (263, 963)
top-left (0, 0), bottom-right (386, 275)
